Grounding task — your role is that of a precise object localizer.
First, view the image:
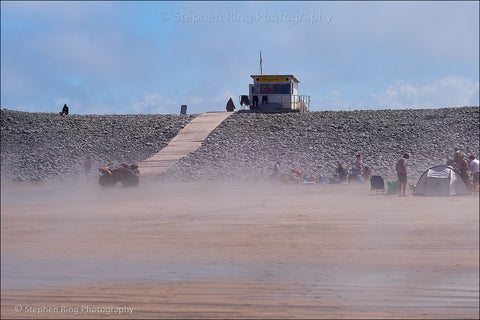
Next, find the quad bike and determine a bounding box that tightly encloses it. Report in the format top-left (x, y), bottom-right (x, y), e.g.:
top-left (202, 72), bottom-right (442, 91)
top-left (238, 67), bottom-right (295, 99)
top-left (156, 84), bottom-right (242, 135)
top-left (98, 164), bottom-right (139, 187)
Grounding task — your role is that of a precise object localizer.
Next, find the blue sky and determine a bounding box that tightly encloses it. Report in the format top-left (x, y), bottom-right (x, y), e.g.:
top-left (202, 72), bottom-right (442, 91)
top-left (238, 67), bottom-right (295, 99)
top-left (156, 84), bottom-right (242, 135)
top-left (1, 1), bottom-right (479, 115)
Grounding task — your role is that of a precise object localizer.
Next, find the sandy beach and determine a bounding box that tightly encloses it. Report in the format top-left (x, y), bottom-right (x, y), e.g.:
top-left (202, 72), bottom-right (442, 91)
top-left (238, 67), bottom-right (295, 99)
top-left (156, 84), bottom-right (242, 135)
top-left (1, 181), bottom-right (479, 319)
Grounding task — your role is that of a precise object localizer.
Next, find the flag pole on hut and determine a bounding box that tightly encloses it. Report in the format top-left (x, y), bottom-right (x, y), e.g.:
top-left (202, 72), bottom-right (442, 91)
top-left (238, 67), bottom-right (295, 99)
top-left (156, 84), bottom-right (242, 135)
top-left (260, 50), bottom-right (263, 75)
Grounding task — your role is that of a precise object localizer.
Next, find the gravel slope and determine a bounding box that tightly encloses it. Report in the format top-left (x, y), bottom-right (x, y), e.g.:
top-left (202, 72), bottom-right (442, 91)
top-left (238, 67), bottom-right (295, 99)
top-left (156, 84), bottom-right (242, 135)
top-left (159, 107), bottom-right (479, 182)
top-left (1, 107), bottom-right (479, 183)
top-left (0, 110), bottom-right (196, 182)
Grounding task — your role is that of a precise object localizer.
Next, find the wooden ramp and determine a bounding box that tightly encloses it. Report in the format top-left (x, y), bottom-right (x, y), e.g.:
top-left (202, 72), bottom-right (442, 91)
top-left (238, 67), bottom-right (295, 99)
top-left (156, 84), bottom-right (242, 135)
top-left (139, 112), bottom-right (232, 179)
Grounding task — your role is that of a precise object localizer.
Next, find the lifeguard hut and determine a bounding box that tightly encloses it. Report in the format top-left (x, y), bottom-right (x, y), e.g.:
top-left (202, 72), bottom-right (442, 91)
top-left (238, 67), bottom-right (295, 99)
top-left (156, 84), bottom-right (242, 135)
top-left (239, 75), bottom-right (310, 112)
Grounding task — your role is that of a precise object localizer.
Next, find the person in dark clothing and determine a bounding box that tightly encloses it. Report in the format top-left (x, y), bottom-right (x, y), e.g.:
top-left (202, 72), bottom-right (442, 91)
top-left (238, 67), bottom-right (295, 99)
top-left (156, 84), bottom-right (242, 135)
top-left (337, 162), bottom-right (348, 182)
top-left (61, 104), bottom-right (69, 115)
top-left (252, 95), bottom-right (259, 110)
top-left (240, 95), bottom-right (250, 108)
top-left (226, 98), bottom-right (235, 112)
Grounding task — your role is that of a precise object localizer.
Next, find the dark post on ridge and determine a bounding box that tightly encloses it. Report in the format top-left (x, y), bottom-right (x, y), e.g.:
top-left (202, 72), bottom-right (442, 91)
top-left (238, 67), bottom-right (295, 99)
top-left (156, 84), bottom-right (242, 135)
top-left (180, 105), bottom-right (187, 115)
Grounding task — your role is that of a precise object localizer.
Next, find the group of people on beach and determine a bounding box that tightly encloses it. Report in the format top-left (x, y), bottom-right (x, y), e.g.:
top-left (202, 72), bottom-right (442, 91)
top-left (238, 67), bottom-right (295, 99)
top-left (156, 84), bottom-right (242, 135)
top-left (447, 148), bottom-right (479, 193)
top-left (378, 149), bottom-right (478, 196)
top-left (271, 149), bottom-right (479, 196)
top-left (271, 154), bottom-right (372, 185)
top-left (336, 154), bottom-right (371, 183)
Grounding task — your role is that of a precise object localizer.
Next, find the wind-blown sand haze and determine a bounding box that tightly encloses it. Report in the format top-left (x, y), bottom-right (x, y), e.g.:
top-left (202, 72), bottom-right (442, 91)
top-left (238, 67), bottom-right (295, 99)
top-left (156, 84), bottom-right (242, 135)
top-left (1, 180), bottom-right (478, 319)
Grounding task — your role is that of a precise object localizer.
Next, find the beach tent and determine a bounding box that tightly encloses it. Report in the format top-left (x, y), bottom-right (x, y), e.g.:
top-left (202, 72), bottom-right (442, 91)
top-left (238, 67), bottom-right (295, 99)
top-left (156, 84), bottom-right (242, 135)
top-left (413, 165), bottom-right (468, 196)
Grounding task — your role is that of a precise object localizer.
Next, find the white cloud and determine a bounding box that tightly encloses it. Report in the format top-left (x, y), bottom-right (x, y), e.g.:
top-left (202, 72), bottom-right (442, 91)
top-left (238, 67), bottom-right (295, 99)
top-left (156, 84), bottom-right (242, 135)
top-left (0, 69), bottom-right (34, 97)
top-left (55, 97), bottom-right (71, 107)
top-left (320, 90), bottom-right (351, 111)
top-left (132, 93), bottom-right (177, 114)
top-left (188, 96), bottom-right (204, 105)
top-left (371, 76), bottom-right (479, 109)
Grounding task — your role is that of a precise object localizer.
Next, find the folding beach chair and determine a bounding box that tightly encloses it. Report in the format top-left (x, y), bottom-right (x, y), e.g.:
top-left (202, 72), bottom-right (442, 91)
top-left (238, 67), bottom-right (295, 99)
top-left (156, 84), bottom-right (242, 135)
top-left (370, 175), bottom-right (385, 193)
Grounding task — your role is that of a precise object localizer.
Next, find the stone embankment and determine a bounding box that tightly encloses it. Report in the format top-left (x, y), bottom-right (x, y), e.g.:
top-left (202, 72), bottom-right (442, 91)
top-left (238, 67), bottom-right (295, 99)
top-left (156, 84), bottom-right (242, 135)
top-left (1, 107), bottom-right (479, 183)
top-left (159, 107), bottom-right (479, 182)
top-left (0, 110), bottom-right (195, 182)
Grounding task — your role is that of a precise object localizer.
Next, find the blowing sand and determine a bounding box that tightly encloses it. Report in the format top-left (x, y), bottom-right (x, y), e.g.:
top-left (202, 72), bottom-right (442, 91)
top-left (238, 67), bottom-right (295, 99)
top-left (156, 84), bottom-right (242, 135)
top-left (1, 181), bottom-right (479, 319)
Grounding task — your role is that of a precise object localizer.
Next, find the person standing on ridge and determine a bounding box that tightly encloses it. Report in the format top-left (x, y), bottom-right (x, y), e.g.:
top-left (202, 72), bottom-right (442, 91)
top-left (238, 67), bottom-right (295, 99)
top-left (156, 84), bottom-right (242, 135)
top-left (226, 98), bottom-right (236, 112)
